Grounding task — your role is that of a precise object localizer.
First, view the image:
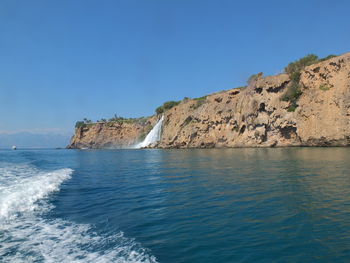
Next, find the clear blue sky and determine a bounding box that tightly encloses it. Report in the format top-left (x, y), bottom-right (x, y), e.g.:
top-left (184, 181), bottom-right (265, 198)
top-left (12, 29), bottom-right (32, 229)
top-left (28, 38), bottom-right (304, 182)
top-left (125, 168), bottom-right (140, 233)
top-left (1, 0), bottom-right (350, 135)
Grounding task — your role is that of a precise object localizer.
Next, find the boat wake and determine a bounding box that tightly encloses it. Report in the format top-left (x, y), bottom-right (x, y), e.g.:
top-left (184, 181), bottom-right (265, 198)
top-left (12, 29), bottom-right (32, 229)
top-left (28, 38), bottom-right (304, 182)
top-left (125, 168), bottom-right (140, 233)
top-left (0, 163), bottom-right (158, 263)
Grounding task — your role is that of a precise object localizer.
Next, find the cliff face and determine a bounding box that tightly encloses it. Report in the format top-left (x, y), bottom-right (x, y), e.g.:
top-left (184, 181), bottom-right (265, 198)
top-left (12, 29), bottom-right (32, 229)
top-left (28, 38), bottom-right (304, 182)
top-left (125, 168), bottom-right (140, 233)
top-left (296, 55), bottom-right (350, 146)
top-left (68, 52), bottom-right (350, 149)
top-left (68, 117), bottom-right (157, 149)
top-left (158, 53), bottom-right (350, 148)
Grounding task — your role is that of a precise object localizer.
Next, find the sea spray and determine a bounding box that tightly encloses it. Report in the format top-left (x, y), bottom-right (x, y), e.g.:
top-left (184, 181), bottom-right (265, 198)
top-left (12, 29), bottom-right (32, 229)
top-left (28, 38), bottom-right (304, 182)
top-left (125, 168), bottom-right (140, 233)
top-left (0, 165), bottom-right (72, 220)
top-left (136, 116), bottom-right (164, 148)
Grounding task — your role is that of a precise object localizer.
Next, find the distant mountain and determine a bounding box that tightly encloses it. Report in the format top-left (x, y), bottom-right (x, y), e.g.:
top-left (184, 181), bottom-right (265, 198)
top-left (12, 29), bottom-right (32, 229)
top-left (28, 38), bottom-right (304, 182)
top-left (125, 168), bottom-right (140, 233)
top-left (0, 132), bottom-right (71, 149)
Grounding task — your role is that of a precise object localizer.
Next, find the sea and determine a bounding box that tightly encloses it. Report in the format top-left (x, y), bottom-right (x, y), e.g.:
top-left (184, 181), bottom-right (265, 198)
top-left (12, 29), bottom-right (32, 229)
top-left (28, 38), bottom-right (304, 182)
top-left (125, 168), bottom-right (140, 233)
top-left (0, 148), bottom-right (350, 262)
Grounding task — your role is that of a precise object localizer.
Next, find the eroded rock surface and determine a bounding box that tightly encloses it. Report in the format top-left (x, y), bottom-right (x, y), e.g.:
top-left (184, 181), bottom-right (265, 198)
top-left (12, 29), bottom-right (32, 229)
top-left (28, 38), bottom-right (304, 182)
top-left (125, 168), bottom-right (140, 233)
top-left (157, 52), bottom-right (350, 148)
top-left (68, 52), bottom-right (350, 149)
top-left (68, 117), bottom-right (157, 149)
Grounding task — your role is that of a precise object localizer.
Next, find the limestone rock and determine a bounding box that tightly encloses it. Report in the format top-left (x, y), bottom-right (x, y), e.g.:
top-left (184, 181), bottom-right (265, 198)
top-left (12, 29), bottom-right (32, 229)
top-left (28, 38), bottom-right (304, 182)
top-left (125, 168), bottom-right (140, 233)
top-left (68, 52), bottom-right (350, 149)
top-left (67, 117), bottom-right (157, 149)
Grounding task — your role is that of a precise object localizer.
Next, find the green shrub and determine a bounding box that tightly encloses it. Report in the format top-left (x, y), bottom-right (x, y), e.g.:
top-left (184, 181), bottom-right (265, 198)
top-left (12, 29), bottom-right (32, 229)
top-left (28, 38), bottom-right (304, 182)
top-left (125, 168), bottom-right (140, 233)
top-left (232, 126), bottom-right (239, 132)
top-left (106, 114), bottom-right (147, 124)
top-left (155, 100), bottom-right (181, 114)
top-left (183, 116), bottom-right (193, 126)
top-left (191, 96), bottom-right (207, 110)
top-left (83, 118), bottom-right (92, 124)
top-left (108, 114), bottom-right (124, 122)
top-left (319, 84), bottom-right (331, 91)
top-left (75, 121), bottom-right (86, 129)
top-left (134, 117), bottom-right (149, 125)
top-left (287, 105), bottom-right (297, 112)
top-left (192, 100), bottom-right (206, 110)
top-left (282, 53), bottom-right (338, 108)
top-left (75, 118), bottom-right (93, 128)
top-left (318, 55), bottom-right (337, 62)
top-left (155, 106), bottom-right (164, 115)
top-left (282, 54), bottom-right (319, 109)
top-left (281, 82), bottom-right (302, 102)
top-left (163, 100), bottom-right (180, 110)
top-left (193, 96), bottom-right (207, 101)
top-left (247, 72), bottom-right (263, 85)
top-left (284, 54), bottom-right (319, 75)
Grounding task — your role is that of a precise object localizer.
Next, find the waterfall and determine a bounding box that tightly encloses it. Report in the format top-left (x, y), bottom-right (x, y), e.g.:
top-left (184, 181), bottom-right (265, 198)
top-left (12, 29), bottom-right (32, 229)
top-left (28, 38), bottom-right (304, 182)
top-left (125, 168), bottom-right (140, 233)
top-left (136, 116), bottom-right (164, 148)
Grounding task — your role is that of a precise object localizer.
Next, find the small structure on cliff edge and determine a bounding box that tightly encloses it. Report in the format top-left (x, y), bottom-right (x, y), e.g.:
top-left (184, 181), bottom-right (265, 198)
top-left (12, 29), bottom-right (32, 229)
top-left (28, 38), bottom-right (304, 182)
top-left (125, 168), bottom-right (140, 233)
top-left (135, 116), bottom-right (164, 148)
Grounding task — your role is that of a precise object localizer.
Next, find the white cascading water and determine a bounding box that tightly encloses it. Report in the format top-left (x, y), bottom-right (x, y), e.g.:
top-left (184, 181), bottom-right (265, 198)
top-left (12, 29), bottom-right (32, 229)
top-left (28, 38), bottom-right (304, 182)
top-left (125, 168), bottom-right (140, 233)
top-left (136, 116), bottom-right (164, 148)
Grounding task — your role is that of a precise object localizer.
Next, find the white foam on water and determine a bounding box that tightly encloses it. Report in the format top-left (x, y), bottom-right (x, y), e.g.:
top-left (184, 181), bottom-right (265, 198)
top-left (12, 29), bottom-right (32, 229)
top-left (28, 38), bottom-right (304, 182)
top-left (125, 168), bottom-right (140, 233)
top-left (0, 164), bottom-right (72, 220)
top-left (0, 163), bottom-right (158, 263)
top-left (136, 116), bottom-right (164, 148)
top-left (1, 217), bottom-right (158, 263)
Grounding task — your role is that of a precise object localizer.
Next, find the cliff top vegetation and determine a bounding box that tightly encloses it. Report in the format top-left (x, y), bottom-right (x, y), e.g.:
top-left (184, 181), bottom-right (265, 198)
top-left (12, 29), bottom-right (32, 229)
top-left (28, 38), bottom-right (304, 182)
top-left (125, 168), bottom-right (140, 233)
top-left (75, 52), bottom-right (339, 129)
top-left (75, 115), bottom-right (149, 129)
top-left (281, 54), bottom-right (337, 111)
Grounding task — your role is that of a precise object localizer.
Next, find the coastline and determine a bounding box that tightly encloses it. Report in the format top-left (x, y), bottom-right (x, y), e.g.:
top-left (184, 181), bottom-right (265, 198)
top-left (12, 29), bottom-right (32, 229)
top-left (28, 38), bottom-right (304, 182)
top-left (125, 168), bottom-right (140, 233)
top-left (68, 52), bottom-right (350, 150)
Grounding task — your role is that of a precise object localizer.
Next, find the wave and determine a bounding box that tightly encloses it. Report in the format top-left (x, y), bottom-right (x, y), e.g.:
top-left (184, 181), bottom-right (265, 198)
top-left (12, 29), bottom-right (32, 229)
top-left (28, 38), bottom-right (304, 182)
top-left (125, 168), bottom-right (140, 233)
top-left (0, 163), bottom-right (158, 263)
top-left (0, 164), bottom-right (72, 220)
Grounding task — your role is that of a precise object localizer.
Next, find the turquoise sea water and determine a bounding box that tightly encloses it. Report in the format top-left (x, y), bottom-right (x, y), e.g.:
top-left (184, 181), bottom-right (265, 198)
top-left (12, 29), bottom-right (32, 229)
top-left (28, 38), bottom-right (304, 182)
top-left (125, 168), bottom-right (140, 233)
top-left (0, 148), bottom-right (350, 262)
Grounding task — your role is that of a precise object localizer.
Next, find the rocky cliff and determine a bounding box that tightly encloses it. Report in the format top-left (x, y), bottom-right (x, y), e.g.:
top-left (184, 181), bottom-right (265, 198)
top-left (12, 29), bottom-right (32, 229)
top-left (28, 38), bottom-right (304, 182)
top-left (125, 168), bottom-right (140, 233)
top-left (68, 116), bottom-right (157, 149)
top-left (68, 52), bottom-right (350, 149)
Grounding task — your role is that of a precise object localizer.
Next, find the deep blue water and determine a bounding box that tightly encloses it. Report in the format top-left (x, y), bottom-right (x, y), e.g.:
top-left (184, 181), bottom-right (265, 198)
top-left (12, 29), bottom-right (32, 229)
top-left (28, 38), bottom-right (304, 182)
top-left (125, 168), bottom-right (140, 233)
top-left (1, 148), bottom-right (350, 262)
